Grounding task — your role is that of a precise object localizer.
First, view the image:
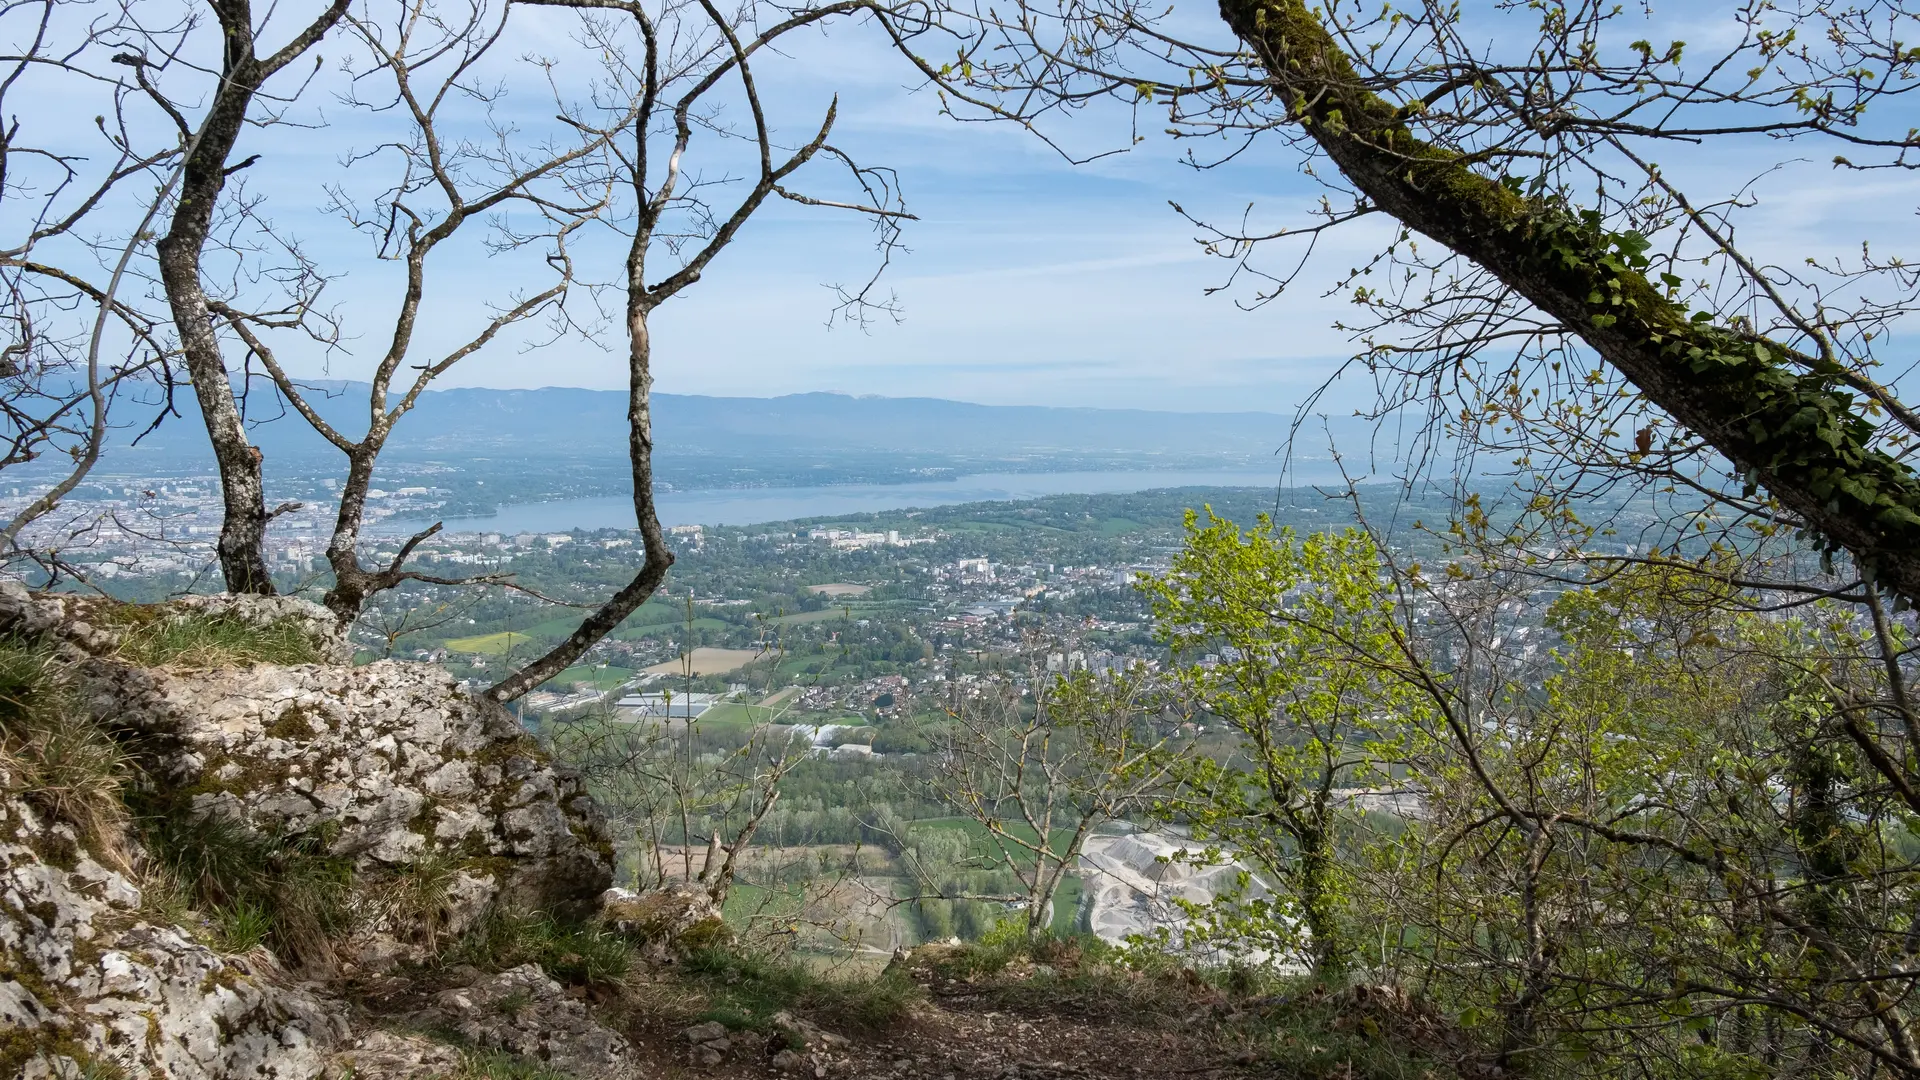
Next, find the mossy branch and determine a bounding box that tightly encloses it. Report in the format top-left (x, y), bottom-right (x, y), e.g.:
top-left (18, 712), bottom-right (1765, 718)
top-left (1219, 0), bottom-right (1920, 599)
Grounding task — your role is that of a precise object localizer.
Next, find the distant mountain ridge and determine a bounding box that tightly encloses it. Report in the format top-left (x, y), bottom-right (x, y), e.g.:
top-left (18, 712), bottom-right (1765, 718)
top-left (111, 384), bottom-right (1334, 464)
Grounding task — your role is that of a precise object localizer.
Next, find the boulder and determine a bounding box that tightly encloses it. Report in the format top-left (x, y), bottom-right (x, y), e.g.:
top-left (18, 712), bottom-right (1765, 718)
top-left (0, 787), bottom-right (347, 1079)
top-left (603, 884), bottom-right (729, 960)
top-left (99, 657), bottom-right (614, 939)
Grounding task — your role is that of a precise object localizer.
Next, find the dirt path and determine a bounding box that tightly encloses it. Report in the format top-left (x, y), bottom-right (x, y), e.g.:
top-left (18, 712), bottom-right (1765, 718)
top-left (612, 961), bottom-right (1269, 1080)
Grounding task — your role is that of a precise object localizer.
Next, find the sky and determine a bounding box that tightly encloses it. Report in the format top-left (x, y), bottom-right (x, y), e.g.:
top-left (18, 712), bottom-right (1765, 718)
top-left (14, 0), bottom-right (1917, 416)
top-left (264, 4), bottom-right (1382, 415)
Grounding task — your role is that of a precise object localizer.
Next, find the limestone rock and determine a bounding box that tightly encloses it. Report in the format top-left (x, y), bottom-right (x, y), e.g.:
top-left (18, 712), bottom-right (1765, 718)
top-left (171, 592), bottom-right (352, 664)
top-left (0, 587), bottom-right (626, 1079)
top-left (417, 963), bottom-right (640, 1078)
top-left (93, 654), bottom-right (614, 967)
top-left (767, 1010), bottom-right (848, 1078)
top-left (771, 1009), bottom-right (850, 1052)
top-left (0, 789), bottom-right (347, 1079)
top-left (323, 1030), bottom-right (466, 1080)
top-left (0, 579), bottom-right (117, 656)
top-left (604, 884), bottom-right (729, 960)
top-left (0, 579), bottom-right (349, 663)
top-left (682, 1020), bottom-right (731, 1044)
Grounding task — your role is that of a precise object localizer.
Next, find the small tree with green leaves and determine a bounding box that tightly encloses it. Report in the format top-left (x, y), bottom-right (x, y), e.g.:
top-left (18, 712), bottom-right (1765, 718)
top-left (917, 665), bottom-right (1185, 940)
top-left (1144, 510), bottom-right (1419, 979)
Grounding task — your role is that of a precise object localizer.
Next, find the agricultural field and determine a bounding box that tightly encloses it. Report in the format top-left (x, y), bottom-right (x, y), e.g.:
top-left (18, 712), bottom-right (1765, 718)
top-left (443, 629), bottom-right (535, 654)
top-left (805, 583), bottom-right (872, 597)
top-left (552, 664), bottom-right (636, 689)
top-left (773, 608), bottom-right (852, 625)
top-left (642, 646), bottom-right (766, 676)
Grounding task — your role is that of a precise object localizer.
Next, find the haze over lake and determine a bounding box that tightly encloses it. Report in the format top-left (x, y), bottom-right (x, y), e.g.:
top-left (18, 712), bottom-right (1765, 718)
top-left (374, 468), bottom-right (1296, 534)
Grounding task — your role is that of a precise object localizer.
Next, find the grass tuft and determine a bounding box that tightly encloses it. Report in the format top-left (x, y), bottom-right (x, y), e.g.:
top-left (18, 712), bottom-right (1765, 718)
top-left (374, 852), bottom-right (464, 955)
top-left (454, 1049), bottom-right (578, 1080)
top-left (139, 811), bottom-right (354, 971)
top-left (216, 898), bottom-right (274, 953)
top-left (681, 945), bottom-right (923, 1033)
top-left (0, 636), bottom-right (130, 866)
top-left (113, 611), bottom-right (322, 668)
top-left (446, 910), bottom-right (633, 988)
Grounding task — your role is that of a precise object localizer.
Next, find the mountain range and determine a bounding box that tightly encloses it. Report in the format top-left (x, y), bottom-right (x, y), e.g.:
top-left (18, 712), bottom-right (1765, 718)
top-left (106, 384), bottom-right (1362, 467)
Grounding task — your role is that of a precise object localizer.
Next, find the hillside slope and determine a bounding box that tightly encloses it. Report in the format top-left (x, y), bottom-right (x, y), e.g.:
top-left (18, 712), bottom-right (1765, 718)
top-left (0, 585), bottom-right (1483, 1080)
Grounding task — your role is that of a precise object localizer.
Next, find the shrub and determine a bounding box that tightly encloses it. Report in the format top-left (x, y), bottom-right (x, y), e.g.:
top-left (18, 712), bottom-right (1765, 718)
top-left (1246, 984), bottom-right (1461, 1080)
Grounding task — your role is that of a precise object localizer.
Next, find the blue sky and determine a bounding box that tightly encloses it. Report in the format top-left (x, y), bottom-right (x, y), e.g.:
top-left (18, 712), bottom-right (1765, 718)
top-left (287, 7), bottom-right (1382, 414)
top-left (18, 0), bottom-right (1914, 416)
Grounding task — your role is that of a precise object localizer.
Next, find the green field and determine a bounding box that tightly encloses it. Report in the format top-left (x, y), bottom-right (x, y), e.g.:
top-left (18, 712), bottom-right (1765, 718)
top-left (720, 879), bottom-right (806, 925)
top-left (1051, 873), bottom-right (1084, 935)
top-left (444, 629), bottom-right (537, 654)
top-left (911, 818), bottom-right (1082, 862)
top-left (690, 702), bottom-right (758, 727)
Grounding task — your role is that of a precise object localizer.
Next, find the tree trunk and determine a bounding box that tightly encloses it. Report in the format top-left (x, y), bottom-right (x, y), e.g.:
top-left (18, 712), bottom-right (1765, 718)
top-left (153, 10), bottom-right (272, 594)
top-left (1217, 0), bottom-right (1920, 604)
top-left (322, 445), bottom-right (386, 621)
top-left (486, 304), bottom-right (674, 702)
top-left (1296, 820), bottom-right (1345, 979)
top-left (153, 0), bottom-right (348, 594)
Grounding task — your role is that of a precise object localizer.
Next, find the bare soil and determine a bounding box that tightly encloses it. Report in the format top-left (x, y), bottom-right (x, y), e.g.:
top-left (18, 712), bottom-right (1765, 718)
top-left (610, 962), bottom-right (1274, 1080)
top-left (643, 648), bottom-right (767, 676)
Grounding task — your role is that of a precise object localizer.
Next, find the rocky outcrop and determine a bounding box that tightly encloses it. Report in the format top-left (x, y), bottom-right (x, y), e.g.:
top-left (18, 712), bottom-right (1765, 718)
top-left (0, 580), bottom-right (351, 666)
top-left (0, 585), bottom-right (628, 1079)
top-left (169, 592), bottom-right (355, 665)
top-left (415, 964), bottom-right (640, 1078)
top-left (604, 884), bottom-right (729, 961)
top-left (0, 783), bottom-right (347, 1079)
top-left (103, 657), bottom-right (614, 955)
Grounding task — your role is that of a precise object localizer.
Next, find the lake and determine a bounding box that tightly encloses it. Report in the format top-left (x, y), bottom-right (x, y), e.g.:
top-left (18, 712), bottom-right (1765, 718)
top-left (372, 468), bottom-right (1295, 535)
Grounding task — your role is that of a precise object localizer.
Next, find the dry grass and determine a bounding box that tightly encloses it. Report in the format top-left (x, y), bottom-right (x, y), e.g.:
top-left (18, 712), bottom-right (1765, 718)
top-left (0, 637), bottom-right (132, 870)
top-left (111, 610), bottom-right (322, 668)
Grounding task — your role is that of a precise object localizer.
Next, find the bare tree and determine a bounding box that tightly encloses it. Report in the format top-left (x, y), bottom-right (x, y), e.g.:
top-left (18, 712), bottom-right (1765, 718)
top-left (0, 0), bottom-right (183, 579)
top-left (481, 0), bottom-right (913, 702)
top-left (140, 0), bottom-right (352, 594)
top-left (207, 0), bottom-right (628, 623)
top-left (58, 0), bottom-right (912, 713)
top-left (913, 665), bottom-right (1184, 938)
